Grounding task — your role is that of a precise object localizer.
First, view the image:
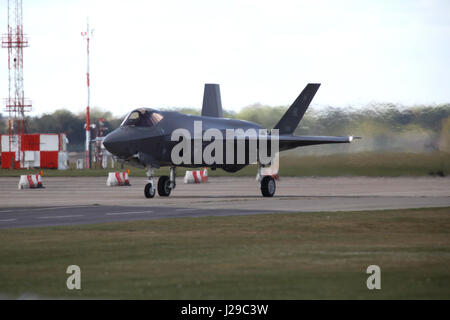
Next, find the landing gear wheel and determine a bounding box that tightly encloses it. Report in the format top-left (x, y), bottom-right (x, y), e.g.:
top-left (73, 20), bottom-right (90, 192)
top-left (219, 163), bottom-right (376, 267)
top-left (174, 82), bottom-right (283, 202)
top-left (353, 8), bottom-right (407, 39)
top-left (144, 182), bottom-right (155, 198)
top-left (158, 176), bottom-right (171, 197)
top-left (261, 176), bottom-right (276, 197)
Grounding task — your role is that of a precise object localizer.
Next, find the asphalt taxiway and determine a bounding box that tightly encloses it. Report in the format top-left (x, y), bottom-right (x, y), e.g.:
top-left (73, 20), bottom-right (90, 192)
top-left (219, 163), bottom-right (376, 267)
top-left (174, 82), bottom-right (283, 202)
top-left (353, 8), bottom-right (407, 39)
top-left (0, 176), bottom-right (448, 228)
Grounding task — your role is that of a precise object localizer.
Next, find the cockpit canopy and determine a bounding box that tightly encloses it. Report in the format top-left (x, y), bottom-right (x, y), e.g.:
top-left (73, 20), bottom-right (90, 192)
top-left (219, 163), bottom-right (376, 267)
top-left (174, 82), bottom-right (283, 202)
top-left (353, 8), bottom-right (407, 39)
top-left (121, 108), bottom-right (164, 127)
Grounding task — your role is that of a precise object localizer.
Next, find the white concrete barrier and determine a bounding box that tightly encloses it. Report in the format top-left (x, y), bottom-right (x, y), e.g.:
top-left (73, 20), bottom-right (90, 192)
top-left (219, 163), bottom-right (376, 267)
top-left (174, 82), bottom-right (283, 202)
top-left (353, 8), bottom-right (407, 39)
top-left (18, 172), bottom-right (44, 189)
top-left (106, 171), bottom-right (131, 186)
top-left (76, 159), bottom-right (83, 169)
top-left (184, 168), bottom-right (208, 184)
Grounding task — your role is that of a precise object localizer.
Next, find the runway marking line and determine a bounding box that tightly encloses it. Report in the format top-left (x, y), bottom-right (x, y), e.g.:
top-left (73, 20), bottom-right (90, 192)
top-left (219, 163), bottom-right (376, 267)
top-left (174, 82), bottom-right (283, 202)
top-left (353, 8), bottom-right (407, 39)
top-left (0, 219), bottom-right (16, 222)
top-left (105, 211), bottom-right (154, 216)
top-left (38, 215), bottom-right (84, 219)
top-left (0, 205), bottom-right (94, 213)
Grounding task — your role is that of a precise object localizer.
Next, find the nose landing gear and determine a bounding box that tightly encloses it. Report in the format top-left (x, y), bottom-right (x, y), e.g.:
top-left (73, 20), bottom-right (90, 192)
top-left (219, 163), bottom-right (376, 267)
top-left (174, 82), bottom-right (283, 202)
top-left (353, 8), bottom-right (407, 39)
top-left (158, 166), bottom-right (176, 196)
top-left (144, 168), bottom-right (156, 198)
top-left (145, 167), bottom-right (176, 198)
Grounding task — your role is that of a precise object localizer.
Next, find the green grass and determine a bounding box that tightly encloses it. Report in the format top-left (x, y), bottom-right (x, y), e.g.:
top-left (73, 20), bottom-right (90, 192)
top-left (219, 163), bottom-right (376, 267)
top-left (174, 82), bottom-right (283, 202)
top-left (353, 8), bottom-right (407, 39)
top-left (0, 207), bottom-right (449, 299)
top-left (277, 151), bottom-right (450, 177)
top-left (0, 152), bottom-right (448, 177)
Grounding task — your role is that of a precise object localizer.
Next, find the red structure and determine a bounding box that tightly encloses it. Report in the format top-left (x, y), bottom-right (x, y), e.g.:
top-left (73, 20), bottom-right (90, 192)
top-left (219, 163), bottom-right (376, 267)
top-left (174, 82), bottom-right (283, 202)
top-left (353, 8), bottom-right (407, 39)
top-left (1, 0), bottom-right (32, 168)
top-left (1, 133), bottom-right (68, 169)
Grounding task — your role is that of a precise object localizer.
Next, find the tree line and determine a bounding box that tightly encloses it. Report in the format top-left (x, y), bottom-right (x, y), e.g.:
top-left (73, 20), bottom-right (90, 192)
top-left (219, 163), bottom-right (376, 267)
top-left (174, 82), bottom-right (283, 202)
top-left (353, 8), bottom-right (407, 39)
top-left (0, 103), bottom-right (449, 153)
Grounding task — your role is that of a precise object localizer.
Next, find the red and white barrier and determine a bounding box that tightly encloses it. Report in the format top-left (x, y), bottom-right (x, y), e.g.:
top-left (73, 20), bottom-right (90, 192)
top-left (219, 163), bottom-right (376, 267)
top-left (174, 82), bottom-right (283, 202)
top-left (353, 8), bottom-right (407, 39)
top-left (184, 168), bottom-right (208, 184)
top-left (18, 172), bottom-right (44, 189)
top-left (107, 171), bottom-right (131, 186)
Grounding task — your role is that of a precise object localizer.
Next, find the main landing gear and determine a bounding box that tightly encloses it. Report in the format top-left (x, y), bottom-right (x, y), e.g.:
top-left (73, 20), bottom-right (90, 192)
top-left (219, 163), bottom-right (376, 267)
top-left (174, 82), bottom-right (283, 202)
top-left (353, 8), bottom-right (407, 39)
top-left (144, 167), bottom-right (176, 198)
top-left (258, 164), bottom-right (276, 197)
top-left (145, 165), bottom-right (275, 198)
top-left (260, 175), bottom-right (276, 197)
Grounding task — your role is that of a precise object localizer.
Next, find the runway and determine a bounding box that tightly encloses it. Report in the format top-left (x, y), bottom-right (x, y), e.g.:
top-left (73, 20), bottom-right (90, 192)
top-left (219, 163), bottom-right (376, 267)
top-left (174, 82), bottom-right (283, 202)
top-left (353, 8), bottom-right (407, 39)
top-left (0, 205), bottom-right (280, 229)
top-left (0, 176), bottom-right (449, 229)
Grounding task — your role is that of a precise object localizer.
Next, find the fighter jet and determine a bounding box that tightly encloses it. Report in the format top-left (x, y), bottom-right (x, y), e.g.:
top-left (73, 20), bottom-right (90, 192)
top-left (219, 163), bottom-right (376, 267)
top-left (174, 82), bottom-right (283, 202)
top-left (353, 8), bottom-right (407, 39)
top-left (103, 83), bottom-right (356, 198)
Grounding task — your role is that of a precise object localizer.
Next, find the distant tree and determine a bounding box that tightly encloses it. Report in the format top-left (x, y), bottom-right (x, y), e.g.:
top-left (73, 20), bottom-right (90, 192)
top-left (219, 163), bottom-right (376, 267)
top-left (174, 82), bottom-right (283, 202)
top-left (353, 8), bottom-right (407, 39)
top-left (0, 113), bottom-right (6, 134)
top-left (2, 103), bottom-right (448, 153)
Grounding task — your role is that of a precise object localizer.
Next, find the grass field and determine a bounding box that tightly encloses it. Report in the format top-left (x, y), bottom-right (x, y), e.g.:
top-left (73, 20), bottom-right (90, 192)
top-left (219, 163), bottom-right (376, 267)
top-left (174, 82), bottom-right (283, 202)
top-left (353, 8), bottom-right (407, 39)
top-left (0, 152), bottom-right (448, 178)
top-left (0, 207), bottom-right (449, 299)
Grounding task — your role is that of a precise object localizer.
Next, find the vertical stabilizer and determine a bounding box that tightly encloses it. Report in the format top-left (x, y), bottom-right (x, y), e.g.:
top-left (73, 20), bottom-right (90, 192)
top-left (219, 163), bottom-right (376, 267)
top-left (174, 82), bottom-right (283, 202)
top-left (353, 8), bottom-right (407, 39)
top-left (273, 83), bottom-right (320, 134)
top-left (201, 83), bottom-right (223, 118)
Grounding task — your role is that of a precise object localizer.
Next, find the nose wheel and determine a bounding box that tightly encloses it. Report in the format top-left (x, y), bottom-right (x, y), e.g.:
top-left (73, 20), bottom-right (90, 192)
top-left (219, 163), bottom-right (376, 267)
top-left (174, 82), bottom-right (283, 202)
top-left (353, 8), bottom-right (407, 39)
top-left (145, 167), bottom-right (176, 198)
top-left (144, 182), bottom-right (156, 198)
top-left (144, 168), bottom-right (156, 198)
top-left (157, 176), bottom-right (171, 196)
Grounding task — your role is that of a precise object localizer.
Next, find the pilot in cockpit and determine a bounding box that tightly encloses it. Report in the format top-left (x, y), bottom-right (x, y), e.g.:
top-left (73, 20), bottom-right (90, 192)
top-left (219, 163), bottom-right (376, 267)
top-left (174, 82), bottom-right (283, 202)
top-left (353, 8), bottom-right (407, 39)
top-left (121, 108), bottom-right (164, 127)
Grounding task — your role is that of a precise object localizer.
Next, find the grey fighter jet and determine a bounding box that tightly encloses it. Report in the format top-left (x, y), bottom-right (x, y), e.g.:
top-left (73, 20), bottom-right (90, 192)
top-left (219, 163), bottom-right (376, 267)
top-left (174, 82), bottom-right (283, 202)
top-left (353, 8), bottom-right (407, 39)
top-left (103, 83), bottom-right (356, 198)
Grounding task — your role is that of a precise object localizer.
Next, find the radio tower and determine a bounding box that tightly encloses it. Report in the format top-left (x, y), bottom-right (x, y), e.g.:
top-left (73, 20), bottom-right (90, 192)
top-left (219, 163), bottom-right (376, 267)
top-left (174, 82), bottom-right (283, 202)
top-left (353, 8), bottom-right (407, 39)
top-left (2, 0), bottom-right (32, 168)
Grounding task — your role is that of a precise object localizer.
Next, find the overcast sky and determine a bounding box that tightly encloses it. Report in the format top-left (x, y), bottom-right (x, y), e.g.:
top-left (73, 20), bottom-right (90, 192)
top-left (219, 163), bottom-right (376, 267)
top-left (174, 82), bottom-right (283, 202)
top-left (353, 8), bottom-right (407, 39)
top-left (0, 0), bottom-right (449, 117)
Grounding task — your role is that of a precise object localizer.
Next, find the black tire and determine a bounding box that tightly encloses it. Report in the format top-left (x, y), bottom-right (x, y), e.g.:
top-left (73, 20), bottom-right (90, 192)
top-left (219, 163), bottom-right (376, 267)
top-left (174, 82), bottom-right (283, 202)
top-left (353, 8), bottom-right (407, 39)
top-left (158, 176), bottom-right (171, 197)
top-left (261, 176), bottom-right (276, 197)
top-left (144, 182), bottom-right (155, 198)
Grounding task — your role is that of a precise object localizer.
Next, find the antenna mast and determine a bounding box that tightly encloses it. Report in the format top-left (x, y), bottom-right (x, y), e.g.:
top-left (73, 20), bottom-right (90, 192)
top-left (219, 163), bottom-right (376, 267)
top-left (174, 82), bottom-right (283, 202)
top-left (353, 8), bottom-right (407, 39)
top-left (81, 18), bottom-right (92, 169)
top-left (2, 0), bottom-right (32, 168)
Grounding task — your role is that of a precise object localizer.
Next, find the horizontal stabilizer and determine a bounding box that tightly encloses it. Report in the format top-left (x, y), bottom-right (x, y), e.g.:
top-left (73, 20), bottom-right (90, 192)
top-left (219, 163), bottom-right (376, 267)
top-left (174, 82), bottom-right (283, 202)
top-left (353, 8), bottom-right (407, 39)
top-left (228, 134), bottom-right (354, 151)
top-left (187, 134), bottom-right (355, 151)
top-left (276, 134), bottom-right (354, 151)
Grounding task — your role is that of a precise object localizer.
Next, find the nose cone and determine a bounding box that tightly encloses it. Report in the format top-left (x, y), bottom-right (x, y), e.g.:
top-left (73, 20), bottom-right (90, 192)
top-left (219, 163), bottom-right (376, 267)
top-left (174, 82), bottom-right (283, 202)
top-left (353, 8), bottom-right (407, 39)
top-left (103, 129), bottom-right (128, 156)
top-left (102, 133), bottom-right (113, 152)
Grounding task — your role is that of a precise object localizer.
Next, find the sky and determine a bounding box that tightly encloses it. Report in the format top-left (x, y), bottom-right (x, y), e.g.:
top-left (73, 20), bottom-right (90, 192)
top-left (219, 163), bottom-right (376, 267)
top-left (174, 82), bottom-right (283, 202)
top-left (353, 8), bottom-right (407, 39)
top-left (0, 0), bottom-right (449, 117)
